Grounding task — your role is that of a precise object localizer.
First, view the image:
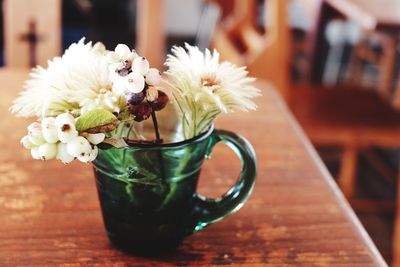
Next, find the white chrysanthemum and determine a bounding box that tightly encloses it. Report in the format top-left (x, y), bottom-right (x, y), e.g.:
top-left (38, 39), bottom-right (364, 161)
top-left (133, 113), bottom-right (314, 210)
top-left (11, 38), bottom-right (125, 118)
top-left (164, 44), bottom-right (261, 138)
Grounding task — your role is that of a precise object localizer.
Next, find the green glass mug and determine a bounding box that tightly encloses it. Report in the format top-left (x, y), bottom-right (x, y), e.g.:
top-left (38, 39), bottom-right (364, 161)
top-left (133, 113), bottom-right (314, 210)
top-left (92, 126), bottom-right (257, 253)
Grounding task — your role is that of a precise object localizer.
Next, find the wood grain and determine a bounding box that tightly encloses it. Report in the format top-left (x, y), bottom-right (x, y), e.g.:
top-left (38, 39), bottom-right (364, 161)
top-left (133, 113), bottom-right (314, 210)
top-left (0, 69), bottom-right (387, 266)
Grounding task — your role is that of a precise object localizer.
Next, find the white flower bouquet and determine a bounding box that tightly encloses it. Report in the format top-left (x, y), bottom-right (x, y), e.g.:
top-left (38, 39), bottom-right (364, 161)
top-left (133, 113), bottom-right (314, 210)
top-left (11, 39), bottom-right (260, 164)
top-left (11, 38), bottom-right (261, 250)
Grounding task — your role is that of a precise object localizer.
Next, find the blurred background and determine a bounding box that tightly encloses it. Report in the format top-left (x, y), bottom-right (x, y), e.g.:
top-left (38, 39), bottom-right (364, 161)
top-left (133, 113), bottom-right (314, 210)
top-left (1, 0), bottom-right (400, 264)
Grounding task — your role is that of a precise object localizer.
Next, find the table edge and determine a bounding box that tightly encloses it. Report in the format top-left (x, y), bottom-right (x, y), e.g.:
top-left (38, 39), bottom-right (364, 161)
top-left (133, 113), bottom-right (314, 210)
top-left (261, 81), bottom-right (388, 267)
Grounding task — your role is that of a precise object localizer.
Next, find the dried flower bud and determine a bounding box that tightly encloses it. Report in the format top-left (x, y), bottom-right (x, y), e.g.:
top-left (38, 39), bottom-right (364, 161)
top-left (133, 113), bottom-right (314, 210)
top-left (126, 91), bottom-right (145, 105)
top-left (146, 86), bottom-right (159, 102)
top-left (117, 68), bottom-right (130, 77)
top-left (129, 102), bottom-right (152, 122)
top-left (123, 60), bottom-right (132, 69)
top-left (150, 90), bottom-right (169, 111)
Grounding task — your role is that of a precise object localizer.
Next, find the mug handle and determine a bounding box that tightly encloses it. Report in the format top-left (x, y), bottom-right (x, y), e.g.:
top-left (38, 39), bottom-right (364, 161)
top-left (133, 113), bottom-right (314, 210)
top-left (190, 129), bottom-right (257, 233)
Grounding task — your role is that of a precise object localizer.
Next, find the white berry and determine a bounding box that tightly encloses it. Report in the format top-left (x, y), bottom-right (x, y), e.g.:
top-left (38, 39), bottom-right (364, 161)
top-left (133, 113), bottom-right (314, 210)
top-left (41, 117), bottom-right (58, 143)
top-left (38, 143), bottom-right (57, 160)
top-left (67, 136), bottom-right (92, 158)
top-left (57, 123), bottom-right (78, 143)
top-left (86, 133), bottom-right (105, 145)
top-left (31, 147), bottom-right (40, 160)
top-left (41, 117), bottom-right (55, 128)
top-left (27, 122), bottom-right (45, 145)
top-left (145, 68), bottom-right (161, 85)
top-left (114, 72), bottom-right (145, 94)
top-left (127, 72), bottom-right (145, 93)
top-left (55, 113), bottom-right (75, 128)
top-left (27, 121), bottom-right (41, 132)
top-left (108, 62), bottom-right (124, 86)
top-left (115, 44), bottom-right (131, 59)
top-left (42, 128), bottom-right (59, 143)
top-left (29, 134), bottom-right (45, 146)
top-left (20, 135), bottom-right (35, 149)
top-left (132, 57), bottom-right (150, 75)
top-left (78, 145), bottom-right (98, 163)
top-left (56, 142), bottom-right (74, 164)
top-left (126, 50), bottom-right (139, 61)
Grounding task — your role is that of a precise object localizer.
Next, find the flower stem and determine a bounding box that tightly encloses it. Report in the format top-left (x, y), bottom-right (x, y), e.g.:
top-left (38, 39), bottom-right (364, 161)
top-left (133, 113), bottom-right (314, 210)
top-left (150, 109), bottom-right (168, 189)
top-left (150, 110), bottom-right (161, 143)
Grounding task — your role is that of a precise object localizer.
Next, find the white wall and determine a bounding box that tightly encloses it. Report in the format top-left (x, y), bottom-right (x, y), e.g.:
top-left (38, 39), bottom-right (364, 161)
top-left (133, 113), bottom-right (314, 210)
top-left (165, 0), bottom-right (203, 36)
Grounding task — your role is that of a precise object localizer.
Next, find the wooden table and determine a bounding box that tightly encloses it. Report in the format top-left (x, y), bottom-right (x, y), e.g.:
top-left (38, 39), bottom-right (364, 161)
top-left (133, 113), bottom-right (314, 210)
top-left (0, 69), bottom-right (387, 266)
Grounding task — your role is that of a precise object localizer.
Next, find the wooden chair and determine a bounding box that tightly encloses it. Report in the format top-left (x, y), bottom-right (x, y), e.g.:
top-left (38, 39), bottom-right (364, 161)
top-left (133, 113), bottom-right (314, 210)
top-left (4, 0), bottom-right (161, 70)
top-left (211, 0), bottom-right (400, 198)
top-left (211, 0), bottom-right (400, 263)
top-left (211, 0), bottom-right (291, 100)
top-left (393, 75), bottom-right (400, 110)
top-left (136, 0), bottom-right (165, 69)
top-left (3, 0), bottom-right (61, 68)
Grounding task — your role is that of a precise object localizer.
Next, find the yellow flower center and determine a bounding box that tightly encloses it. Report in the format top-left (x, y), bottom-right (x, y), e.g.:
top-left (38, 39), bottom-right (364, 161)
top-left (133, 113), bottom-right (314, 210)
top-left (99, 88), bottom-right (109, 94)
top-left (201, 74), bottom-right (220, 92)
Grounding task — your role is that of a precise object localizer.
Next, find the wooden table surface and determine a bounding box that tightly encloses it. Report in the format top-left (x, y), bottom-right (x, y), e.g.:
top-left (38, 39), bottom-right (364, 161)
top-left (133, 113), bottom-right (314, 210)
top-left (0, 69), bottom-right (387, 266)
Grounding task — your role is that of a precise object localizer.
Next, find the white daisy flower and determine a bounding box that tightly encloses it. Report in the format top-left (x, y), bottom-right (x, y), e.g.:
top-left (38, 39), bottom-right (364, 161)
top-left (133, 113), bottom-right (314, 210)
top-left (10, 38), bottom-right (125, 118)
top-left (164, 44), bottom-right (261, 138)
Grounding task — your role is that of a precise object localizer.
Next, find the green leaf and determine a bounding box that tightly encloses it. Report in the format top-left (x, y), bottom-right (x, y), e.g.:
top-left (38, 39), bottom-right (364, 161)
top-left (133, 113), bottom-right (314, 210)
top-left (76, 108), bottom-right (118, 132)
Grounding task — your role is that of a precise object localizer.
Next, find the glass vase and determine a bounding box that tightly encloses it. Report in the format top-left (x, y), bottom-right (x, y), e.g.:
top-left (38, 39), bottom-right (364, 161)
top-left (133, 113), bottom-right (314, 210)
top-left (92, 126), bottom-right (257, 253)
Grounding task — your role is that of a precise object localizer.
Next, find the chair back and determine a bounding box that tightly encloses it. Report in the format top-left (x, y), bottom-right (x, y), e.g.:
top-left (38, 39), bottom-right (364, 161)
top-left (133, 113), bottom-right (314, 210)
top-left (211, 0), bottom-right (291, 101)
top-left (136, 0), bottom-right (165, 69)
top-left (3, 0), bottom-right (61, 68)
